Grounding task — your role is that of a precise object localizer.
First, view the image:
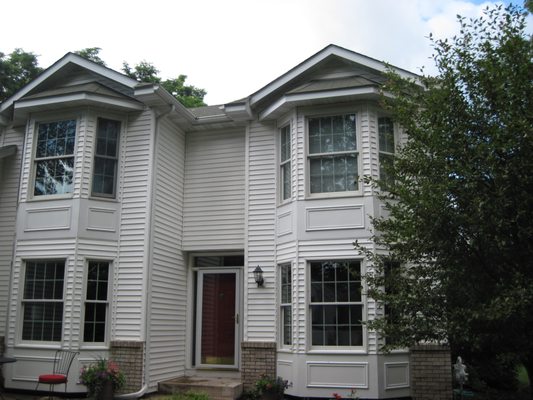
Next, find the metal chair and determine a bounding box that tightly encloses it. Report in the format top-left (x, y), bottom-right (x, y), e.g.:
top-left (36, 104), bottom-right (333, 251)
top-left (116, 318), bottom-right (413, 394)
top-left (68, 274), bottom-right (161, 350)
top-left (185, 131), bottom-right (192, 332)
top-left (36, 350), bottom-right (79, 398)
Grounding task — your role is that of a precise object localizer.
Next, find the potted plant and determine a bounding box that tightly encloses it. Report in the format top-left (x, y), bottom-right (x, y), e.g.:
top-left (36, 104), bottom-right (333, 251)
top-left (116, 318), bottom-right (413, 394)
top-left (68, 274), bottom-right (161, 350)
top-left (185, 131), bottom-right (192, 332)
top-left (254, 375), bottom-right (289, 400)
top-left (79, 358), bottom-right (125, 400)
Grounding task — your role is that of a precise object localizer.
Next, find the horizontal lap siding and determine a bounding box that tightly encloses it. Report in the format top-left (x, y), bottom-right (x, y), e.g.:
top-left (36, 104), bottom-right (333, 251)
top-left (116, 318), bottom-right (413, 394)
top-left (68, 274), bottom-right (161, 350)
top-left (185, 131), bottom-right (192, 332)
top-left (0, 127), bottom-right (24, 337)
top-left (115, 110), bottom-right (153, 339)
top-left (183, 129), bottom-right (245, 250)
top-left (148, 118), bottom-right (186, 386)
top-left (246, 121), bottom-right (277, 341)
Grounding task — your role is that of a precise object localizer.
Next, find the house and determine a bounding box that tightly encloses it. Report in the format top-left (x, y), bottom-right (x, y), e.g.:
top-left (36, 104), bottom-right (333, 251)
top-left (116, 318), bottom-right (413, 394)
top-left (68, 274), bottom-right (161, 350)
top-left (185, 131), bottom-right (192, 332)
top-left (0, 45), bottom-right (426, 399)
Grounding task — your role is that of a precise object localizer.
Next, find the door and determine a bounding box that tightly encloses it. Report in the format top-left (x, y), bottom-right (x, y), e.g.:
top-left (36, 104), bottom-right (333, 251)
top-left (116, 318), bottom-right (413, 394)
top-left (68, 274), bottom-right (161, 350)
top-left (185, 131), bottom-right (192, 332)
top-left (196, 269), bottom-right (240, 368)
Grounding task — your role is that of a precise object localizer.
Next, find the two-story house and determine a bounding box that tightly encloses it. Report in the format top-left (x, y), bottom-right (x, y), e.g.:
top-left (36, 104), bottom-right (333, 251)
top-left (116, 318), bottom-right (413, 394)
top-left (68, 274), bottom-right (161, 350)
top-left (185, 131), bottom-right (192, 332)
top-left (0, 45), bottom-right (419, 399)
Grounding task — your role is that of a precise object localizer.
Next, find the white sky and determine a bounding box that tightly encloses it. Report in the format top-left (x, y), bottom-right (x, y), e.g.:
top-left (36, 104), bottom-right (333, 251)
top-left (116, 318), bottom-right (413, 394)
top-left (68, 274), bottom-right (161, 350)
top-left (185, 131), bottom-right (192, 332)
top-left (2, 0), bottom-right (530, 105)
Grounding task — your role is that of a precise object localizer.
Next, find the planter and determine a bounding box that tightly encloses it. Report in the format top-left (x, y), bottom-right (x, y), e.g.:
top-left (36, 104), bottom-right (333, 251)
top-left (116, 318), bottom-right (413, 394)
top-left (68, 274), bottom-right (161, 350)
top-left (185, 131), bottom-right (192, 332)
top-left (96, 381), bottom-right (114, 400)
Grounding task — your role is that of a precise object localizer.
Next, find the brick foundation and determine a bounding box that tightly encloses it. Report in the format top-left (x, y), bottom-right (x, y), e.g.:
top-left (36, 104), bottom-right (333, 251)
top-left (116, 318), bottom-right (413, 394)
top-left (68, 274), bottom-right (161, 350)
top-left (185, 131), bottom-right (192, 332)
top-left (110, 340), bottom-right (144, 393)
top-left (0, 336), bottom-right (4, 388)
top-left (410, 344), bottom-right (452, 400)
top-left (241, 341), bottom-right (277, 391)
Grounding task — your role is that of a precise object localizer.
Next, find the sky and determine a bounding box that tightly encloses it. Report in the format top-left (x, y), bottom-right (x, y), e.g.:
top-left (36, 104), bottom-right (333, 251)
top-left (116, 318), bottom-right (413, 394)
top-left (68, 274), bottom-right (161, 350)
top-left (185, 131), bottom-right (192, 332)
top-left (2, 0), bottom-right (531, 105)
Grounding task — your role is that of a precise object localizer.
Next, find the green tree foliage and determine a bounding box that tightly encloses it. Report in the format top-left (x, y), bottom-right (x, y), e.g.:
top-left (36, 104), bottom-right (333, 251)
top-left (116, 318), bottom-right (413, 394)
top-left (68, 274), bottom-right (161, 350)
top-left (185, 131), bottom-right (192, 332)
top-left (360, 4), bottom-right (533, 392)
top-left (0, 49), bottom-right (42, 102)
top-left (74, 47), bottom-right (106, 66)
top-left (123, 61), bottom-right (207, 107)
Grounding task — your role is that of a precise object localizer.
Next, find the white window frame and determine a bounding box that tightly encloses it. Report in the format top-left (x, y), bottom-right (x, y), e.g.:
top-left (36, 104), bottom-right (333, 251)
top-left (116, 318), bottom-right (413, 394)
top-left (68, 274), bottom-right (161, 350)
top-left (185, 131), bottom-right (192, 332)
top-left (308, 259), bottom-right (364, 350)
top-left (82, 260), bottom-right (111, 347)
top-left (305, 109), bottom-right (361, 198)
top-left (279, 124), bottom-right (292, 203)
top-left (279, 263), bottom-right (292, 349)
top-left (31, 118), bottom-right (78, 198)
top-left (91, 117), bottom-right (121, 198)
top-left (20, 259), bottom-right (66, 343)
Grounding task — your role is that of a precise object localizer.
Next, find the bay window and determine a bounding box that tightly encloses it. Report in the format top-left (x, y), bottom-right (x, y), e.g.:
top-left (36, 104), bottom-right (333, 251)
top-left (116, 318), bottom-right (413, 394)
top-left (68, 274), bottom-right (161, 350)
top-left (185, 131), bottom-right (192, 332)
top-left (33, 120), bottom-right (76, 196)
top-left (308, 114), bottom-right (358, 194)
top-left (22, 260), bottom-right (65, 341)
top-left (310, 260), bottom-right (363, 346)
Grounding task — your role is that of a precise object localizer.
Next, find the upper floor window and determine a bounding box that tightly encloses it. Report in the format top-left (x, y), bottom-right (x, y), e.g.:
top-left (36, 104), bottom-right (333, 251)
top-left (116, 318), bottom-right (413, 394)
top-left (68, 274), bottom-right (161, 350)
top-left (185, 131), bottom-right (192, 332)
top-left (378, 117), bottom-right (395, 184)
top-left (280, 263), bottom-right (292, 346)
top-left (22, 260), bottom-right (65, 341)
top-left (310, 260), bottom-right (363, 347)
top-left (92, 118), bottom-right (120, 198)
top-left (308, 114), bottom-right (358, 194)
top-left (280, 125), bottom-right (291, 201)
top-left (33, 120), bottom-right (76, 196)
top-left (83, 261), bottom-right (110, 343)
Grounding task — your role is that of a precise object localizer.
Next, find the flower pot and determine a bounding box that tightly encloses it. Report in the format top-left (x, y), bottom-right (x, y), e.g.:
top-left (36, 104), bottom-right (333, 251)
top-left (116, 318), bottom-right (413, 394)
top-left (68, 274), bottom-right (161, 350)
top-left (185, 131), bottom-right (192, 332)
top-left (97, 380), bottom-right (114, 400)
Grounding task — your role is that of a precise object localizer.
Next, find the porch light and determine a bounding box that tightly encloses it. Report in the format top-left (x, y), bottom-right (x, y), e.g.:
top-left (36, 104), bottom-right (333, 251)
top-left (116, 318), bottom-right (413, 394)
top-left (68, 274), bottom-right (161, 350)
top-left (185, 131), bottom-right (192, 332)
top-left (253, 266), bottom-right (264, 287)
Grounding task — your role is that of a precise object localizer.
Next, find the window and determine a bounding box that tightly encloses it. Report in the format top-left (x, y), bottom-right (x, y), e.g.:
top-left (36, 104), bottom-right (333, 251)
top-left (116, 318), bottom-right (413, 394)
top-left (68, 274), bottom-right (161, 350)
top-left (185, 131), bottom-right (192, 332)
top-left (22, 261), bottom-right (65, 341)
top-left (378, 117), bottom-right (395, 184)
top-left (83, 261), bottom-right (110, 342)
top-left (310, 260), bottom-right (363, 346)
top-left (280, 125), bottom-right (291, 201)
top-left (308, 114), bottom-right (357, 194)
top-left (92, 118), bottom-right (120, 197)
top-left (33, 120), bottom-right (76, 196)
top-left (280, 263), bottom-right (292, 346)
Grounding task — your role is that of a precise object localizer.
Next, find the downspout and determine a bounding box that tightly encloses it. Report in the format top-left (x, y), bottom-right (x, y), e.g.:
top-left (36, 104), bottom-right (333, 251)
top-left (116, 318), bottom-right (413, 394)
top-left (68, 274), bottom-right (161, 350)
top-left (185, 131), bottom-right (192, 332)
top-left (115, 104), bottom-right (174, 400)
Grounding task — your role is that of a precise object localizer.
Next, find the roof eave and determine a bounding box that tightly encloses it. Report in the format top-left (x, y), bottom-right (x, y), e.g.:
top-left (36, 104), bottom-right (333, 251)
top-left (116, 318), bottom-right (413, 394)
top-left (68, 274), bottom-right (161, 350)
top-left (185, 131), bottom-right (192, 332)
top-left (258, 86), bottom-right (381, 121)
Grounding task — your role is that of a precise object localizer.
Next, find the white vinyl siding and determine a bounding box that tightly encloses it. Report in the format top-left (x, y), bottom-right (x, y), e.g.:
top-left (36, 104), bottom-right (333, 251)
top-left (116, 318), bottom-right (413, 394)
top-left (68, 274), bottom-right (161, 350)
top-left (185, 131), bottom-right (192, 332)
top-left (115, 109), bottom-right (153, 339)
top-left (0, 127), bottom-right (24, 337)
top-left (245, 121), bottom-right (277, 341)
top-left (183, 129), bottom-right (245, 250)
top-left (148, 117), bottom-right (187, 387)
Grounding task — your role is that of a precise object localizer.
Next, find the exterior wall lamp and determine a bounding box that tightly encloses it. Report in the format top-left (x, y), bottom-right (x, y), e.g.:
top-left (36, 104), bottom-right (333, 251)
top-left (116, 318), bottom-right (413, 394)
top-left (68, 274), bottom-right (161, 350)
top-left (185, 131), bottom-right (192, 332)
top-left (253, 266), bottom-right (264, 287)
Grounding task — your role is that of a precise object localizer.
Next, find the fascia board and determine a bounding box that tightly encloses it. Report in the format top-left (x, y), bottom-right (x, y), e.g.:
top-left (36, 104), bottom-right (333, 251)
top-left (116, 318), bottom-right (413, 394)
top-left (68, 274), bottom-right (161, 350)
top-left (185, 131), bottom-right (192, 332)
top-left (258, 86), bottom-right (380, 121)
top-left (14, 93), bottom-right (145, 111)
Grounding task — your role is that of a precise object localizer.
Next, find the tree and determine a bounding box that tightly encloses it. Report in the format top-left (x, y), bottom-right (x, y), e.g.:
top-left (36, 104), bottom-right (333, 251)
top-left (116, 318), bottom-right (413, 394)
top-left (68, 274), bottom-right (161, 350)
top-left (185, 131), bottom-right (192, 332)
top-left (74, 47), bottom-right (106, 66)
top-left (360, 4), bottom-right (533, 393)
top-left (122, 60), bottom-right (206, 107)
top-left (0, 49), bottom-right (42, 102)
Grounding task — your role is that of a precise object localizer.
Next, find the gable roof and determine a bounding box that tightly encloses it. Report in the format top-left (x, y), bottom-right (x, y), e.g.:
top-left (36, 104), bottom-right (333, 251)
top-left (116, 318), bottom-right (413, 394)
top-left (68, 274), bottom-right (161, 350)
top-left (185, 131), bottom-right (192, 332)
top-left (0, 52), bottom-right (139, 116)
top-left (222, 44), bottom-right (418, 121)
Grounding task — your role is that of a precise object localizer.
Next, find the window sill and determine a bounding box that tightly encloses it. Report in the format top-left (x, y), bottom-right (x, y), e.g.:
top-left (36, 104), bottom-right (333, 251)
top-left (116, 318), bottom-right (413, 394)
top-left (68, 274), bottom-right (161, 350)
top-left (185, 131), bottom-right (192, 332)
top-left (27, 194), bottom-right (74, 202)
top-left (305, 191), bottom-right (363, 200)
top-left (306, 349), bottom-right (368, 355)
top-left (14, 343), bottom-right (62, 349)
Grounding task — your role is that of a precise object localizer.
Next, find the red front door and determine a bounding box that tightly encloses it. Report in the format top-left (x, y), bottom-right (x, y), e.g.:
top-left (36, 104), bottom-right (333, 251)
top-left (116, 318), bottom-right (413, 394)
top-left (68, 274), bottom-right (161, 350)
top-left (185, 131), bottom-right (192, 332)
top-left (197, 270), bottom-right (239, 368)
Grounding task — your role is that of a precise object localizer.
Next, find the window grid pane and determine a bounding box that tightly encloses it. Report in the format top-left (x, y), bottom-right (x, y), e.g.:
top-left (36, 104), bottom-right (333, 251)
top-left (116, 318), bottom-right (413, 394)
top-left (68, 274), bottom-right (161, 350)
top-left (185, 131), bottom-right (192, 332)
top-left (34, 120), bottom-right (76, 196)
top-left (308, 114), bottom-right (358, 193)
top-left (280, 125), bottom-right (291, 201)
top-left (22, 261), bottom-right (64, 341)
top-left (92, 118), bottom-right (120, 197)
top-left (280, 264), bottom-right (292, 346)
top-left (310, 260), bottom-right (362, 346)
top-left (84, 261), bottom-right (110, 342)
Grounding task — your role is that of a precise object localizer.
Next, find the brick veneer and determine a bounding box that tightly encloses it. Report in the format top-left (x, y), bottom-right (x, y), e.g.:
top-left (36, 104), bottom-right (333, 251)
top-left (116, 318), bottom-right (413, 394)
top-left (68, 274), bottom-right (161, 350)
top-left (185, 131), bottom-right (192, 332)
top-left (0, 336), bottom-right (4, 387)
top-left (110, 340), bottom-right (144, 393)
top-left (241, 341), bottom-right (277, 391)
top-left (410, 344), bottom-right (452, 400)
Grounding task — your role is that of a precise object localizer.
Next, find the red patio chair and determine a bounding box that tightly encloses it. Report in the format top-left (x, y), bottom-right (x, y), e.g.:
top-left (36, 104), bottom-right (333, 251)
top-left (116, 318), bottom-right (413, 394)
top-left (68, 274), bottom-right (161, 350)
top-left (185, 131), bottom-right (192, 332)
top-left (36, 350), bottom-right (79, 398)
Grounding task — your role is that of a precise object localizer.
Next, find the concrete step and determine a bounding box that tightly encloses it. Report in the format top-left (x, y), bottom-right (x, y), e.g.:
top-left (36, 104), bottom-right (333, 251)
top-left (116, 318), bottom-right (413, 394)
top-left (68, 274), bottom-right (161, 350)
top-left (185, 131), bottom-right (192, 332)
top-left (158, 377), bottom-right (243, 400)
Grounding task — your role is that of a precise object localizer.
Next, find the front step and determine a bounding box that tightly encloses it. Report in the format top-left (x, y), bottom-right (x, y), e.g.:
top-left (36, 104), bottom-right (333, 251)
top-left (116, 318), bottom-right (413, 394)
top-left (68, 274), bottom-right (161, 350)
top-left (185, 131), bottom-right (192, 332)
top-left (158, 377), bottom-right (243, 400)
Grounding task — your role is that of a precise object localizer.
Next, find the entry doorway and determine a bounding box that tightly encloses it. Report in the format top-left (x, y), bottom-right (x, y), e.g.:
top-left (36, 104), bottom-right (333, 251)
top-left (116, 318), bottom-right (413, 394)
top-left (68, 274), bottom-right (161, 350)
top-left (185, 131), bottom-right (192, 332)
top-left (195, 266), bottom-right (241, 369)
